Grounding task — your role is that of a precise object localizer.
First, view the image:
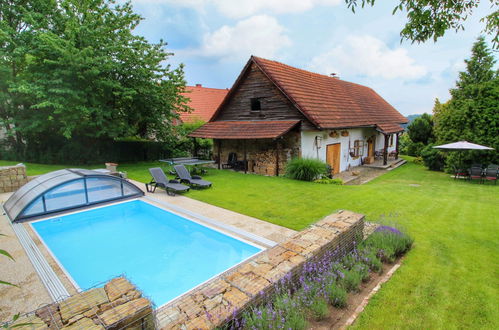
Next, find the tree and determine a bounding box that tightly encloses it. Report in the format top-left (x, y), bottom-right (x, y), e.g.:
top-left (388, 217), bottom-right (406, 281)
top-left (0, 0), bottom-right (189, 158)
top-left (345, 1), bottom-right (499, 48)
top-left (407, 113), bottom-right (434, 145)
top-left (433, 36), bottom-right (499, 168)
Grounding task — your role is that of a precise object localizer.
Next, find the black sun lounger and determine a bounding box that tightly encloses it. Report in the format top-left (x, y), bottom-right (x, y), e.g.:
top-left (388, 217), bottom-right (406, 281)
top-left (146, 167), bottom-right (190, 196)
top-left (173, 164), bottom-right (212, 188)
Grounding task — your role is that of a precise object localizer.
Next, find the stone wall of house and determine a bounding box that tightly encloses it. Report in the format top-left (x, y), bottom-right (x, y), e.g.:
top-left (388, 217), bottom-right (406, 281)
top-left (0, 164), bottom-right (28, 193)
top-left (8, 277), bottom-right (154, 329)
top-left (215, 131), bottom-right (301, 176)
top-left (156, 210), bottom-right (364, 329)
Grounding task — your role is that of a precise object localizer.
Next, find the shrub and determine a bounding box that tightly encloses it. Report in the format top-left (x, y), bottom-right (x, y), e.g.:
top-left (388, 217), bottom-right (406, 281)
top-left (340, 268), bottom-right (364, 292)
top-left (308, 297), bottom-right (329, 321)
top-left (420, 144), bottom-right (445, 171)
top-left (285, 158), bottom-right (328, 181)
top-left (362, 226), bottom-right (413, 263)
top-left (359, 247), bottom-right (383, 274)
top-left (406, 141), bottom-right (425, 157)
top-left (326, 284), bottom-right (347, 308)
top-left (241, 293), bottom-right (307, 330)
top-left (313, 178), bottom-right (343, 185)
top-left (413, 156), bottom-right (424, 165)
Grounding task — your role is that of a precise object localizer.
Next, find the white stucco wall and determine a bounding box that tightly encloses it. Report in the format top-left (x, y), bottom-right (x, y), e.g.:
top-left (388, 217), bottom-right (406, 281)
top-left (301, 128), bottom-right (398, 172)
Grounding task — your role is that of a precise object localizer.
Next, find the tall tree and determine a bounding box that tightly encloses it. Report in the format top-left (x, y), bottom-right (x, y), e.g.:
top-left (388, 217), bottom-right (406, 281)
top-left (407, 113), bottom-right (434, 145)
top-left (433, 36), bottom-right (499, 167)
top-left (0, 0), bottom-right (188, 158)
top-left (345, 1), bottom-right (499, 48)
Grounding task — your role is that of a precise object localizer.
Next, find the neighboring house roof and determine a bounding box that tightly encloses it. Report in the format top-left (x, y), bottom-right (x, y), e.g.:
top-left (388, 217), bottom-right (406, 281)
top-left (189, 120), bottom-right (300, 139)
top-left (179, 84), bottom-right (229, 123)
top-left (250, 56), bottom-right (407, 132)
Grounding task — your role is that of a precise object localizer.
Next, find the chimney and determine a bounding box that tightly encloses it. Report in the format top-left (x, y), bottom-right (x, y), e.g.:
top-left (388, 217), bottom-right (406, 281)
top-left (195, 83), bottom-right (202, 87)
top-left (330, 73), bottom-right (340, 79)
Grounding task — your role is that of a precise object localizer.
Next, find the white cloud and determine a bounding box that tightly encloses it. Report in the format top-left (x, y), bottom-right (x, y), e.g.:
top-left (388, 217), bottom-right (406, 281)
top-left (193, 15), bottom-right (291, 61)
top-left (212, 0), bottom-right (342, 18)
top-left (309, 35), bottom-right (427, 80)
top-left (141, 0), bottom-right (342, 18)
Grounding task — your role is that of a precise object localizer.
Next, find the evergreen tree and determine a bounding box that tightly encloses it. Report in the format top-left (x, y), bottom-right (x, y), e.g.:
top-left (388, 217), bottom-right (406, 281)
top-left (433, 36), bottom-right (499, 168)
top-left (407, 113), bottom-right (434, 145)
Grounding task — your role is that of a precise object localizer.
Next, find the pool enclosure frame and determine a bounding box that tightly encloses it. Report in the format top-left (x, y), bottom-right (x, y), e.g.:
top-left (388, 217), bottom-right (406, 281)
top-left (4, 169), bottom-right (144, 222)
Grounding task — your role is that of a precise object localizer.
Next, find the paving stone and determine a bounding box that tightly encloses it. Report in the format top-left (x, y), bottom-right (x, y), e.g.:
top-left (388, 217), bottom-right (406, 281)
top-left (251, 263), bottom-right (273, 278)
top-left (62, 317), bottom-right (104, 330)
top-left (198, 278), bottom-right (230, 299)
top-left (105, 277), bottom-right (135, 301)
top-left (237, 262), bottom-right (255, 274)
top-left (185, 314), bottom-right (213, 330)
top-left (99, 297), bottom-right (152, 328)
top-left (222, 287), bottom-right (248, 310)
top-left (59, 287), bottom-right (109, 322)
top-left (226, 272), bottom-right (269, 297)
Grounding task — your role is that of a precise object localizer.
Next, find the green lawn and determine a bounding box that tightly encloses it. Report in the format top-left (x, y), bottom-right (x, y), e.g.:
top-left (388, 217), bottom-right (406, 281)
top-left (1, 159), bottom-right (497, 328)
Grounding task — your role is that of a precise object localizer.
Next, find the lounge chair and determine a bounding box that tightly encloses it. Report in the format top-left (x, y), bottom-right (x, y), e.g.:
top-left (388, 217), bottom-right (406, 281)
top-left (146, 168), bottom-right (190, 196)
top-left (484, 165), bottom-right (498, 184)
top-left (174, 164), bottom-right (212, 188)
top-left (469, 167), bottom-right (483, 183)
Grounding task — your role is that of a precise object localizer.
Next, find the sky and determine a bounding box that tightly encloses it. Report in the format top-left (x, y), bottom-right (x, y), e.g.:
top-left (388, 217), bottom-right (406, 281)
top-left (129, 0), bottom-right (496, 116)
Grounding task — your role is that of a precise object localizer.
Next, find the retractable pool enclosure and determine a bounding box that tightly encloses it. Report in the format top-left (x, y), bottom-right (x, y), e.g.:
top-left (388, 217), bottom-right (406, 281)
top-left (4, 169), bottom-right (144, 222)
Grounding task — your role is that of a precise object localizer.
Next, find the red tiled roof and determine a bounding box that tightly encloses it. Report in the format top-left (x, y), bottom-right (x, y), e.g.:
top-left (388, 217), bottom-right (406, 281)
top-left (376, 123), bottom-right (405, 134)
top-left (180, 85), bottom-right (229, 122)
top-left (189, 120), bottom-right (300, 139)
top-left (251, 56), bottom-right (408, 129)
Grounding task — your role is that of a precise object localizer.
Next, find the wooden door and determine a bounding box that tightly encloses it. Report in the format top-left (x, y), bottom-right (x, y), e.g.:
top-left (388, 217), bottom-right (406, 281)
top-left (326, 143), bottom-right (341, 175)
top-left (367, 138), bottom-right (374, 158)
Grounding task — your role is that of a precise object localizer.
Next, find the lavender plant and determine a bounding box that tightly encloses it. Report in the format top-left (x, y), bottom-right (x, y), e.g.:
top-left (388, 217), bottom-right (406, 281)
top-left (223, 224), bottom-right (413, 329)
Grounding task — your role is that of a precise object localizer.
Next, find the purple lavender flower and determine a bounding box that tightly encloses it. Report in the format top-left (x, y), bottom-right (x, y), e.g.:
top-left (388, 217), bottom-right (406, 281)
top-left (375, 225), bottom-right (402, 235)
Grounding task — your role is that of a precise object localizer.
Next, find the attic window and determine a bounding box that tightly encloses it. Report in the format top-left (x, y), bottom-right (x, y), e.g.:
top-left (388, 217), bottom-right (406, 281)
top-left (250, 98), bottom-right (261, 111)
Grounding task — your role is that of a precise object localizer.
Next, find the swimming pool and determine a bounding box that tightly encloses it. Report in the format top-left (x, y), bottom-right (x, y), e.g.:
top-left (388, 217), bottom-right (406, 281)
top-left (31, 200), bottom-right (262, 306)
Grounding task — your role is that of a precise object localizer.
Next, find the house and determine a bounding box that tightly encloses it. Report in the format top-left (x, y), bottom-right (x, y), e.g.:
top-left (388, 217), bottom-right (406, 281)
top-left (190, 56), bottom-right (408, 176)
top-left (179, 84), bottom-right (229, 123)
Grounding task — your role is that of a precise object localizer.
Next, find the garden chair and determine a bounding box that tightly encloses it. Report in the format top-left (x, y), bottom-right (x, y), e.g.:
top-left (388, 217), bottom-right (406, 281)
top-left (222, 152), bottom-right (238, 169)
top-left (484, 165), bottom-right (498, 184)
top-left (469, 167), bottom-right (483, 183)
top-left (452, 165), bottom-right (469, 180)
top-left (174, 164), bottom-right (212, 188)
top-left (146, 168), bottom-right (190, 196)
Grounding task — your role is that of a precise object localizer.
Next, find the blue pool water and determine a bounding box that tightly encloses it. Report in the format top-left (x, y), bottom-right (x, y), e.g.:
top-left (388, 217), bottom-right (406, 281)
top-left (32, 200), bottom-right (261, 306)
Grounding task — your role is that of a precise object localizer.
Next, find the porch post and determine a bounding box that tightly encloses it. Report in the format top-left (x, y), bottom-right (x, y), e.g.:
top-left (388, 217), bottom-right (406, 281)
top-left (276, 139), bottom-right (280, 176)
top-left (395, 133), bottom-right (400, 160)
top-left (217, 139), bottom-right (221, 169)
top-left (383, 134), bottom-right (389, 165)
top-left (243, 139), bottom-right (247, 174)
top-left (192, 137), bottom-right (198, 157)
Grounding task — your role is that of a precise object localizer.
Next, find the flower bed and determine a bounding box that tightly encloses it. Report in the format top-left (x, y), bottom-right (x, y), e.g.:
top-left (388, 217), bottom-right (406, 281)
top-left (221, 225), bottom-right (413, 329)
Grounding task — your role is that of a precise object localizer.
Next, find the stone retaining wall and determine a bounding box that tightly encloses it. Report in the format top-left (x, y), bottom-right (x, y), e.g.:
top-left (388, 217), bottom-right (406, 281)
top-left (7, 277), bottom-right (154, 329)
top-left (0, 164), bottom-right (28, 193)
top-left (156, 210), bottom-right (364, 329)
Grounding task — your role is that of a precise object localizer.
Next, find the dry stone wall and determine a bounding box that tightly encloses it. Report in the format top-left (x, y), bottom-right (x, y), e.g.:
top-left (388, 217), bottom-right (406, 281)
top-left (156, 210), bottom-right (364, 329)
top-left (0, 164), bottom-right (28, 193)
top-left (7, 277), bottom-right (154, 329)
